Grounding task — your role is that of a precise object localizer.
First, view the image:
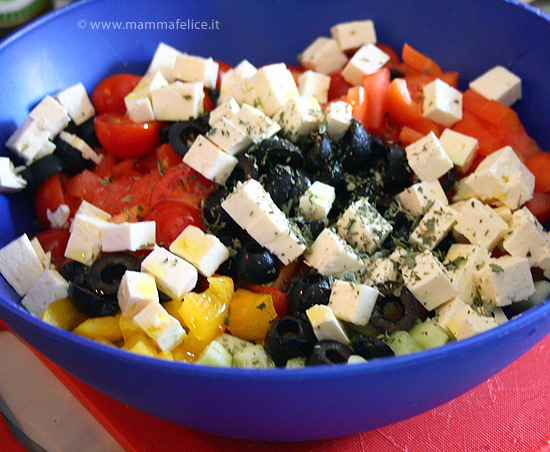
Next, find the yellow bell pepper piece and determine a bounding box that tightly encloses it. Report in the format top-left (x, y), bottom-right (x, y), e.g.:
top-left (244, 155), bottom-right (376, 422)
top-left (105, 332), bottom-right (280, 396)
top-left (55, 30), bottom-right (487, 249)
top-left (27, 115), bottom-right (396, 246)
top-left (72, 314), bottom-right (123, 343)
top-left (42, 298), bottom-right (88, 331)
top-left (227, 289), bottom-right (277, 342)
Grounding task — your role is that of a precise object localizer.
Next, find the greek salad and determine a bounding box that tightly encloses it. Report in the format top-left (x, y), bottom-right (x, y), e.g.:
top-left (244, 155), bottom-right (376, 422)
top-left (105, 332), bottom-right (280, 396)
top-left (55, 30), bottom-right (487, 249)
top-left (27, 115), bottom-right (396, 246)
top-left (1, 19), bottom-right (550, 368)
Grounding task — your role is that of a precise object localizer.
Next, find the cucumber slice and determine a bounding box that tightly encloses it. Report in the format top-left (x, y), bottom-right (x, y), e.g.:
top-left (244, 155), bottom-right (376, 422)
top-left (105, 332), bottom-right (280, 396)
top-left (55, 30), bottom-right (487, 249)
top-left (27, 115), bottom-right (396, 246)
top-left (233, 344), bottom-right (276, 369)
top-left (383, 330), bottom-right (422, 356)
top-left (409, 319), bottom-right (452, 350)
top-left (215, 333), bottom-right (255, 356)
top-left (196, 340), bottom-right (233, 367)
top-left (285, 356), bottom-right (307, 368)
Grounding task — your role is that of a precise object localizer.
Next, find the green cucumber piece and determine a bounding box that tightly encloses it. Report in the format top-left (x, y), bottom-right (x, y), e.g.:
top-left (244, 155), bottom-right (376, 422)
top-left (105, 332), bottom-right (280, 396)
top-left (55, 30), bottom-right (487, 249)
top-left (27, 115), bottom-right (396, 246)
top-left (233, 344), bottom-right (276, 369)
top-left (409, 319), bottom-right (452, 350)
top-left (196, 340), bottom-right (233, 367)
top-left (383, 330), bottom-right (422, 356)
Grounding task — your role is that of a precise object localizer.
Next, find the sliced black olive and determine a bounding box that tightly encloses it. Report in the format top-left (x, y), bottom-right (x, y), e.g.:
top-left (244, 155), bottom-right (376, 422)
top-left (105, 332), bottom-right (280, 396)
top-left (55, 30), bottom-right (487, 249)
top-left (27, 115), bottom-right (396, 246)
top-left (287, 272), bottom-right (331, 314)
top-left (306, 340), bottom-right (353, 365)
top-left (202, 188), bottom-right (241, 235)
top-left (316, 159), bottom-right (344, 188)
top-left (224, 154), bottom-right (259, 190)
top-left (303, 133), bottom-right (333, 170)
top-left (340, 120), bottom-right (372, 173)
top-left (351, 335), bottom-right (395, 360)
top-left (86, 253), bottom-right (141, 299)
top-left (236, 241), bottom-right (279, 284)
top-left (439, 167), bottom-right (457, 194)
top-left (168, 120), bottom-right (208, 157)
top-left (21, 154), bottom-right (65, 191)
top-left (256, 136), bottom-right (303, 170)
top-left (264, 315), bottom-right (317, 367)
top-left (59, 261), bottom-right (89, 287)
top-left (262, 165), bottom-right (310, 211)
top-left (68, 282), bottom-right (119, 317)
top-left (53, 134), bottom-right (95, 176)
top-left (74, 117), bottom-right (100, 148)
top-left (370, 281), bottom-right (418, 333)
top-left (383, 144), bottom-right (413, 191)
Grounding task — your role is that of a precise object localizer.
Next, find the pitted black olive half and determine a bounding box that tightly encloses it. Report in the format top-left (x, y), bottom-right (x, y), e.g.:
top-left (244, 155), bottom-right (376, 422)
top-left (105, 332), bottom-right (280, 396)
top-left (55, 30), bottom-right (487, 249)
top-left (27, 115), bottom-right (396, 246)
top-left (340, 120), bottom-right (373, 173)
top-left (264, 315), bottom-right (317, 367)
top-left (68, 282), bottom-right (119, 317)
top-left (370, 281), bottom-right (418, 333)
top-left (86, 253), bottom-right (141, 299)
top-left (351, 335), bottom-right (395, 360)
top-left (306, 340), bottom-right (354, 365)
top-left (287, 272), bottom-right (332, 314)
top-left (236, 241), bottom-right (279, 284)
top-left (255, 136), bottom-right (303, 171)
top-left (168, 119), bottom-right (209, 156)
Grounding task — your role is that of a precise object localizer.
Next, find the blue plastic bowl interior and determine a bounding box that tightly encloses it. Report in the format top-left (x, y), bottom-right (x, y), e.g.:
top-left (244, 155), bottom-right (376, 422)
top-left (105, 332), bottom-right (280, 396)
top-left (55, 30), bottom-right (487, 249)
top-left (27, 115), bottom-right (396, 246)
top-left (1, 0), bottom-right (550, 442)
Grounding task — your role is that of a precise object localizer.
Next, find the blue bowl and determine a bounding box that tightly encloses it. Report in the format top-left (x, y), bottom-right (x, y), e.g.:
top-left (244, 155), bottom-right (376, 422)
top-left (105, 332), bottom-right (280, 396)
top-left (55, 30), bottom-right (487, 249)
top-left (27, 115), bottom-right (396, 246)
top-left (1, 0), bottom-right (550, 441)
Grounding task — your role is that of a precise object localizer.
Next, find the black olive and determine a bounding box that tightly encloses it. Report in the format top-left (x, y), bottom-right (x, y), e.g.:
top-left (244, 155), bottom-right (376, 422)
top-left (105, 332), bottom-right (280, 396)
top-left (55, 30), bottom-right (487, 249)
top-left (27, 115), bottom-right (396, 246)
top-left (439, 167), bottom-right (457, 194)
top-left (68, 282), bottom-right (119, 317)
top-left (59, 261), bottom-right (88, 287)
top-left (370, 281), bottom-right (418, 333)
top-left (303, 133), bottom-right (333, 170)
top-left (224, 154), bottom-right (259, 190)
top-left (389, 67), bottom-right (406, 80)
top-left (262, 165), bottom-right (310, 211)
top-left (340, 120), bottom-right (372, 173)
top-left (86, 253), bottom-right (141, 299)
top-left (256, 136), bottom-right (303, 171)
top-left (351, 335), bottom-right (395, 360)
top-left (208, 88), bottom-right (220, 106)
top-left (287, 272), bottom-right (331, 314)
top-left (316, 159), bottom-right (344, 188)
top-left (306, 340), bottom-right (354, 365)
top-left (293, 217), bottom-right (327, 242)
top-left (168, 119), bottom-right (208, 157)
top-left (53, 134), bottom-right (95, 176)
top-left (433, 230), bottom-right (457, 256)
top-left (202, 188), bottom-right (241, 235)
top-left (20, 154), bottom-right (64, 192)
top-left (264, 315), bottom-right (317, 367)
top-left (236, 241), bottom-right (279, 284)
top-left (383, 144), bottom-right (413, 191)
top-left (73, 117), bottom-right (100, 148)
top-left (353, 177), bottom-right (384, 206)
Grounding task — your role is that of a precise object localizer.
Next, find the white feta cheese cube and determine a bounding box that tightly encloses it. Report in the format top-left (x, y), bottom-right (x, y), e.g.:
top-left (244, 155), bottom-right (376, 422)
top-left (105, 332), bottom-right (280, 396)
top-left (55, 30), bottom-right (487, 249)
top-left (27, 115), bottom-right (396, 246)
top-left (0, 157), bottom-right (26, 192)
top-left (206, 117), bottom-right (253, 156)
top-left (469, 65), bottom-right (522, 107)
top-left (401, 250), bottom-right (458, 311)
top-left (298, 181), bottom-right (336, 221)
top-left (330, 19), bottom-right (377, 51)
top-left (29, 95), bottom-right (70, 139)
top-left (273, 96), bottom-right (322, 141)
top-left (220, 179), bottom-right (275, 227)
top-left (395, 180), bottom-right (448, 217)
top-left (140, 245), bottom-right (198, 300)
top-left (58, 131), bottom-right (102, 164)
top-left (64, 213), bottom-right (109, 265)
top-left (230, 103), bottom-right (281, 143)
top-left (299, 37), bottom-right (348, 75)
top-left (324, 101), bottom-right (353, 141)
top-left (446, 304), bottom-right (499, 340)
top-left (422, 78), bottom-right (462, 127)
top-left (74, 200), bottom-right (111, 220)
top-left (443, 243), bottom-right (490, 304)
top-left (475, 256), bottom-right (535, 306)
top-left (146, 42), bottom-right (184, 82)
top-left (341, 44), bottom-right (390, 86)
top-left (306, 304), bottom-right (350, 344)
top-left (132, 300), bottom-right (186, 352)
top-left (219, 60), bottom-right (257, 102)
top-left (21, 269), bottom-right (68, 318)
top-left (298, 70), bottom-right (331, 104)
top-left (409, 199), bottom-right (457, 251)
top-left (173, 53), bottom-right (219, 89)
top-left (249, 64), bottom-right (300, 116)
top-left (46, 204), bottom-right (70, 229)
top-left (328, 279), bottom-right (379, 326)
top-left (5, 119), bottom-right (55, 164)
top-left (182, 134), bottom-right (238, 185)
top-left (305, 228), bottom-right (364, 277)
top-left (101, 221), bottom-right (156, 252)
top-left (151, 81), bottom-right (204, 121)
top-left (460, 146), bottom-right (534, 209)
top-left (336, 197), bottom-right (392, 253)
top-left (435, 297), bottom-right (468, 335)
top-left (53, 82), bottom-right (95, 126)
top-left (125, 94), bottom-right (155, 123)
top-left (493, 205), bottom-right (513, 224)
top-left (502, 207), bottom-right (550, 266)
top-left (208, 98), bottom-right (240, 127)
top-left (0, 234), bottom-right (45, 296)
top-left (169, 225), bottom-right (230, 277)
top-left (438, 129), bottom-right (478, 174)
top-left (117, 270), bottom-right (159, 318)
top-left (360, 254), bottom-right (400, 286)
top-left (453, 198), bottom-right (509, 251)
top-left (405, 132), bottom-right (454, 182)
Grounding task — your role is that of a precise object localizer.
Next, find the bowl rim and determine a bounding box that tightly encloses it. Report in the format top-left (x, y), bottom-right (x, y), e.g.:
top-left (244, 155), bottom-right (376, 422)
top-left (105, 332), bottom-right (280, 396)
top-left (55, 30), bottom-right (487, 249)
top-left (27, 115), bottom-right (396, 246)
top-left (0, 0), bottom-right (550, 382)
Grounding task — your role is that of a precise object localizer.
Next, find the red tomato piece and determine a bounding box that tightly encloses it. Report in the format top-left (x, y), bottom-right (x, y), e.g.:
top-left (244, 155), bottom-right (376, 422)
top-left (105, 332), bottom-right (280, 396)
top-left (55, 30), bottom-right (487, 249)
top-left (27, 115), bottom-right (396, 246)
top-left (91, 73), bottom-right (141, 114)
top-left (347, 85), bottom-right (368, 124)
top-left (452, 111), bottom-right (506, 157)
top-left (31, 229), bottom-right (71, 268)
top-left (526, 192), bottom-right (550, 226)
top-left (150, 164), bottom-right (216, 211)
top-left (144, 200), bottom-right (204, 247)
top-left (156, 143), bottom-right (183, 172)
top-left (63, 169), bottom-right (106, 203)
top-left (401, 43), bottom-right (442, 76)
top-left (247, 284), bottom-right (287, 317)
top-left (398, 125), bottom-right (424, 147)
top-left (94, 112), bottom-right (163, 159)
top-left (377, 43), bottom-right (401, 68)
top-left (35, 173), bottom-right (66, 228)
top-left (327, 70), bottom-right (353, 102)
top-left (362, 67), bottom-right (390, 132)
top-left (524, 153), bottom-right (550, 193)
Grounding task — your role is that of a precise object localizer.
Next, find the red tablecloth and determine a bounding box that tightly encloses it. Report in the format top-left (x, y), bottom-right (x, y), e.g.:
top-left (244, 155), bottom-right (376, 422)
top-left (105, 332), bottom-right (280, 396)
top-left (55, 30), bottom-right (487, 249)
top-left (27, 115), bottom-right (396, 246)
top-left (1, 316), bottom-right (550, 452)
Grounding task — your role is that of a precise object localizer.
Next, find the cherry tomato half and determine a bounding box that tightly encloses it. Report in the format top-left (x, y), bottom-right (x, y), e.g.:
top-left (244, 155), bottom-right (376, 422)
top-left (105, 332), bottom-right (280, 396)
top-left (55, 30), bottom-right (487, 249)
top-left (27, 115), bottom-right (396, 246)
top-left (31, 228), bottom-right (71, 269)
top-left (94, 112), bottom-right (163, 159)
top-left (91, 73), bottom-right (142, 114)
top-left (145, 200), bottom-right (204, 247)
top-left (35, 173), bottom-right (67, 228)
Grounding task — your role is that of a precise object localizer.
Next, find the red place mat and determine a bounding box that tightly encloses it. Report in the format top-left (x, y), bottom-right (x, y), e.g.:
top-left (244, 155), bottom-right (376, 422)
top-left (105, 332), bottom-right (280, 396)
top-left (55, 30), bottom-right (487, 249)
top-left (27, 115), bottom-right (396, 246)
top-left (2, 316), bottom-right (550, 452)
